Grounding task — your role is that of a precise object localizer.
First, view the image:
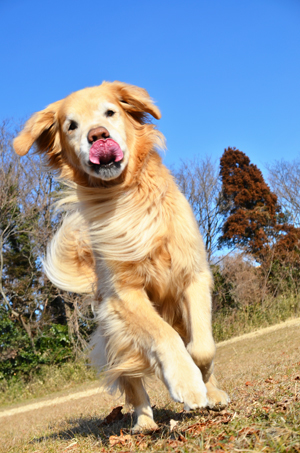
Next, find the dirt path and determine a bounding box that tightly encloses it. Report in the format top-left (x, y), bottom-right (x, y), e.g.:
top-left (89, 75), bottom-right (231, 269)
top-left (217, 316), bottom-right (300, 346)
top-left (0, 387), bottom-right (105, 418)
top-left (1, 316), bottom-right (299, 419)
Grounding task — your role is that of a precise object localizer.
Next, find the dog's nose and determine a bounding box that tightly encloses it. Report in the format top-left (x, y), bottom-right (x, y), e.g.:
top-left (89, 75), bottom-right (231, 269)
top-left (87, 127), bottom-right (110, 143)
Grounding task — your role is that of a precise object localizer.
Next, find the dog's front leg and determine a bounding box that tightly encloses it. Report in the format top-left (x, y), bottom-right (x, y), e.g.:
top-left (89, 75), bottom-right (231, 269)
top-left (98, 288), bottom-right (208, 411)
top-left (184, 273), bottom-right (230, 409)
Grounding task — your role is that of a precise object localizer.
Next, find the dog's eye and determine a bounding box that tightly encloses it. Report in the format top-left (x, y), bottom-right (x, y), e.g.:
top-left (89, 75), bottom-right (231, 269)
top-left (68, 120), bottom-right (78, 131)
top-left (105, 110), bottom-right (115, 118)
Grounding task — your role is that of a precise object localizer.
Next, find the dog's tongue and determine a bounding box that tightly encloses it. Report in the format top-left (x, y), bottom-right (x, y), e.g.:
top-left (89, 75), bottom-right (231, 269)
top-left (89, 139), bottom-right (123, 165)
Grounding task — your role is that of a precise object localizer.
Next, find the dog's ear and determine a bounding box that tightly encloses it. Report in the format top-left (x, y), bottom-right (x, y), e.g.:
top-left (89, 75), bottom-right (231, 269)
top-left (14, 100), bottom-right (62, 156)
top-left (110, 81), bottom-right (161, 120)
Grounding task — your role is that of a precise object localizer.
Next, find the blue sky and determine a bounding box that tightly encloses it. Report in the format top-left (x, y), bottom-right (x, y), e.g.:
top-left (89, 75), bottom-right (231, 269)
top-left (1, 0), bottom-right (300, 173)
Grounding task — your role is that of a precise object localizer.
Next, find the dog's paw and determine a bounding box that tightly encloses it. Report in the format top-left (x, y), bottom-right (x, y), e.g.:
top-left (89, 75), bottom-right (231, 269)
top-left (182, 385), bottom-right (208, 411)
top-left (131, 416), bottom-right (158, 434)
top-left (206, 384), bottom-right (230, 411)
top-left (164, 359), bottom-right (208, 410)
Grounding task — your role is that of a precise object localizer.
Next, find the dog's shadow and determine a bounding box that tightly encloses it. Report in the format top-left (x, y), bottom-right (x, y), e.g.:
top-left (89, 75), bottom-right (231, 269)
top-left (30, 407), bottom-right (205, 445)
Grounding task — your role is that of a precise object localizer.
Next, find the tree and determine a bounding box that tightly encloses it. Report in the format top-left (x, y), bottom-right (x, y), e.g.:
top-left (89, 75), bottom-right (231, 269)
top-left (0, 120), bottom-right (95, 379)
top-left (267, 158), bottom-right (300, 227)
top-left (218, 147), bottom-right (283, 258)
top-left (0, 121), bottom-right (58, 326)
top-left (175, 156), bottom-right (223, 261)
top-left (219, 147), bottom-right (300, 286)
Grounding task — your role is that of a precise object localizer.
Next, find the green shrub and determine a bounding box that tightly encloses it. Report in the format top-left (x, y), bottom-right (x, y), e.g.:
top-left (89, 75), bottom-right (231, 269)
top-left (0, 308), bottom-right (74, 381)
top-left (0, 360), bottom-right (97, 406)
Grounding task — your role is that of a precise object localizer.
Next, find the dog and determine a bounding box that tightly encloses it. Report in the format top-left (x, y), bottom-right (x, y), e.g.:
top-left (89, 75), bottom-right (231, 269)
top-left (14, 81), bottom-right (229, 432)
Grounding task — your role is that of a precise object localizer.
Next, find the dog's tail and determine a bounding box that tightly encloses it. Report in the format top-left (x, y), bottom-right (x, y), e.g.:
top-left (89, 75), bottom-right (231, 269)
top-left (43, 212), bottom-right (96, 294)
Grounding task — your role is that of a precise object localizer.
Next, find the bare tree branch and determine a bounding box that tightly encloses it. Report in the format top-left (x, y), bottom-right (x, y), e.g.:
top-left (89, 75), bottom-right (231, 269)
top-left (174, 156), bottom-right (223, 261)
top-left (267, 158), bottom-right (300, 226)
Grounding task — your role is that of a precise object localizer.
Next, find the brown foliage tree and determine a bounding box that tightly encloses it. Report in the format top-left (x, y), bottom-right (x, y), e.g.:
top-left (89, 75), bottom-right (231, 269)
top-left (219, 147), bottom-right (300, 278)
top-left (219, 147), bottom-right (283, 257)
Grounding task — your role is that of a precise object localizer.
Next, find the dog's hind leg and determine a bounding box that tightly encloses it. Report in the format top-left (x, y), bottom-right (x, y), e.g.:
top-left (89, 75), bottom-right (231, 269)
top-left (184, 272), bottom-right (230, 409)
top-left (90, 325), bottom-right (157, 428)
top-left (120, 377), bottom-right (158, 433)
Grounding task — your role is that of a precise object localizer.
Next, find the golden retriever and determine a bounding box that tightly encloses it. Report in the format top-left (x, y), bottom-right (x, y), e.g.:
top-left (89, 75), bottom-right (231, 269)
top-left (14, 81), bottom-right (229, 432)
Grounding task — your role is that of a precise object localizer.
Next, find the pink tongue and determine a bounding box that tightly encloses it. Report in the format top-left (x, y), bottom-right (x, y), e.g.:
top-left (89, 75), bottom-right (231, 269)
top-left (89, 139), bottom-right (124, 165)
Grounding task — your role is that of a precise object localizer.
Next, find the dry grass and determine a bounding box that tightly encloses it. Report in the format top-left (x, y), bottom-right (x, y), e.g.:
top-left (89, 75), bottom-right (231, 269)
top-left (0, 360), bottom-right (97, 408)
top-left (1, 294), bottom-right (299, 409)
top-left (213, 295), bottom-right (300, 342)
top-left (1, 320), bottom-right (299, 452)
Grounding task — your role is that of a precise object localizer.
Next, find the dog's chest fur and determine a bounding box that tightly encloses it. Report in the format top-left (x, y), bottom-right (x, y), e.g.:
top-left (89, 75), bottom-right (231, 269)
top-left (91, 176), bottom-right (206, 327)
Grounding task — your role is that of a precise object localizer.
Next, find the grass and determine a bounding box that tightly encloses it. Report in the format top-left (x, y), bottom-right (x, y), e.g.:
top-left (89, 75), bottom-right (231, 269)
top-left (1, 318), bottom-right (299, 452)
top-left (213, 293), bottom-right (300, 342)
top-left (1, 293), bottom-right (299, 408)
top-left (0, 360), bottom-right (97, 408)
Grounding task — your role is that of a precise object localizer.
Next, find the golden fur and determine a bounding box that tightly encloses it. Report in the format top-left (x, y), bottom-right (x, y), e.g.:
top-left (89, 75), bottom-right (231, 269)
top-left (14, 81), bottom-right (229, 431)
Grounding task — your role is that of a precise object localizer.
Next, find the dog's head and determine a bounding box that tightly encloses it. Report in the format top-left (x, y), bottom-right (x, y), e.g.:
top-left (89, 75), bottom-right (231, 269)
top-left (14, 82), bottom-right (163, 186)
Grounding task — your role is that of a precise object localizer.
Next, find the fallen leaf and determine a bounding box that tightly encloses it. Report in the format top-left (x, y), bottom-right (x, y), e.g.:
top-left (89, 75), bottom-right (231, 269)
top-left (183, 421), bottom-right (209, 435)
top-left (136, 434), bottom-right (146, 440)
top-left (136, 440), bottom-right (148, 450)
top-left (167, 435), bottom-right (187, 447)
top-left (239, 426), bottom-right (260, 436)
top-left (245, 381), bottom-right (253, 386)
top-left (169, 419), bottom-right (179, 431)
top-left (265, 377), bottom-right (276, 384)
top-left (108, 436), bottom-right (120, 447)
top-left (99, 405), bottom-right (124, 426)
top-left (178, 434), bottom-right (187, 442)
top-left (213, 414), bottom-right (232, 424)
top-left (109, 433), bottom-right (132, 447)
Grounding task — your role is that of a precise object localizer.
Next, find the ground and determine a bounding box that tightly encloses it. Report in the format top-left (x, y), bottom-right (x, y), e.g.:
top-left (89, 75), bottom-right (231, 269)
top-left (1, 318), bottom-right (299, 452)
